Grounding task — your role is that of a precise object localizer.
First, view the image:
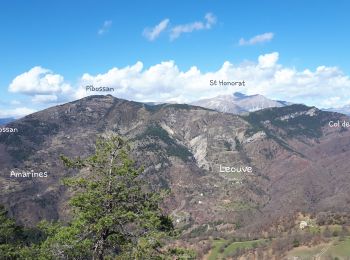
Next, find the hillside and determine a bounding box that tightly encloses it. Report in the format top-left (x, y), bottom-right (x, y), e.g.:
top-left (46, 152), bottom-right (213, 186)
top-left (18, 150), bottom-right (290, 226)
top-left (1, 95), bottom-right (350, 242)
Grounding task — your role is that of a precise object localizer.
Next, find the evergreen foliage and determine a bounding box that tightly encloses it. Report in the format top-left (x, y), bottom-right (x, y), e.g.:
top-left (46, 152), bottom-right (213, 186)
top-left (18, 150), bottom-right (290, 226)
top-left (0, 135), bottom-right (195, 259)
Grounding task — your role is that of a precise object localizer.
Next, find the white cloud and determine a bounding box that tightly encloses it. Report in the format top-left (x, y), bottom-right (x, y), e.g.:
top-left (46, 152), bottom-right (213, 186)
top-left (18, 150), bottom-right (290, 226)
top-left (170, 13), bottom-right (216, 40)
top-left (8, 66), bottom-right (72, 96)
top-left (76, 52), bottom-right (350, 108)
top-left (239, 32), bottom-right (274, 46)
top-left (204, 13), bottom-right (216, 28)
top-left (98, 20), bottom-right (112, 35)
top-left (0, 107), bottom-right (36, 119)
top-left (322, 96), bottom-right (341, 108)
top-left (143, 19), bottom-right (169, 41)
top-left (258, 52), bottom-right (279, 68)
top-left (7, 52), bottom-right (350, 117)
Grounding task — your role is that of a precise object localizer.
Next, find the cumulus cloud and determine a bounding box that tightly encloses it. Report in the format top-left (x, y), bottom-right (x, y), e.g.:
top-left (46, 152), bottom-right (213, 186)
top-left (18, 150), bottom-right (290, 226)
top-left (258, 52), bottom-right (279, 68)
top-left (7, 53), bottom-right (350, 117)
top-left (143, 19), bottom-right (169, 41)
top-left (98, 20), bottom-right (112, 35)
top-left (170, 13), bottom-right (216, 40)
top-left (239, 32), bottom-right (274, 46)
top-left (9, 66), bottom-right (71, 96)
top-left (76, 52), bottom-right (350, 108)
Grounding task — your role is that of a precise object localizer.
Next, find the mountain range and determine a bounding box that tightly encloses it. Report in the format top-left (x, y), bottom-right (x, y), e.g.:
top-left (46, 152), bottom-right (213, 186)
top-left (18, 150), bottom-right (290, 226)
top-left (1, 94), bottom-right (350, 242)
top-left (191, 92), bottom-right (350, 117)
top-left (0, 117), bottom-right (15, 125)
top-left (324, 104), bottom-right (350, 115)
top-left (190, 92), bottom-right (291, 114)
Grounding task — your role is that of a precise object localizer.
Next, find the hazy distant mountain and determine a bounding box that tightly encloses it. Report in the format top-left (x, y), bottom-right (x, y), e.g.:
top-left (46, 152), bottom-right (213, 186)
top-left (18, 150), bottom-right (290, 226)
top-left (0, 117), bottom-right (15, 125)
top-left (191, 92), bottom-right (291, 114)
top-left (144, 101), bottom-right (177, 106)
top-left (324, 105), bottom-right (350, 115)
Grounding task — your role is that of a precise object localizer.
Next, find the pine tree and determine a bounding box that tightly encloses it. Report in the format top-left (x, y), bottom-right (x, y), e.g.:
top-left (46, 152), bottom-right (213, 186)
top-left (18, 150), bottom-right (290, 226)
top-left (0, 205), bottom-right (21, 259)
top-left (0, 205), bottom-right (42, 259)
top-left (38, 135), bottom-right (189, 259)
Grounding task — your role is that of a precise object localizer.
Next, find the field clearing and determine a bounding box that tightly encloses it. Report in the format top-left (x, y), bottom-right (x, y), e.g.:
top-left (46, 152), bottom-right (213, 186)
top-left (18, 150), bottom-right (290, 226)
top-left (328, 236), bottom-right (350, 257)
top-left (286, 244), bottom-right (329, 258)
top-left (208, 239), bottom-right (226, 260)
top-left (208, 239), bottom-right (268, 259)
top-left (287, 236), bottom-right (350, 259)
top-left (222, 239), bottom-right (267, 258)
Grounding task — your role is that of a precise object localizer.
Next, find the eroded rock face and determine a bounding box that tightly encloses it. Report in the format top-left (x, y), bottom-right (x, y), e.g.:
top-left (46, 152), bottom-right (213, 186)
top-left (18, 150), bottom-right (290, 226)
top-left (189, 135), bottom-right (208, 170)
top-left (1, 95), bottom-right (350, 235)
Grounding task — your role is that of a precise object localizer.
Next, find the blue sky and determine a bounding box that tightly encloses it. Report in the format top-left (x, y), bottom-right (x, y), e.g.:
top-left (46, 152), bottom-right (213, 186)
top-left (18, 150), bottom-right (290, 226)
top-left (0, 0), bottom-right (349, 117)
